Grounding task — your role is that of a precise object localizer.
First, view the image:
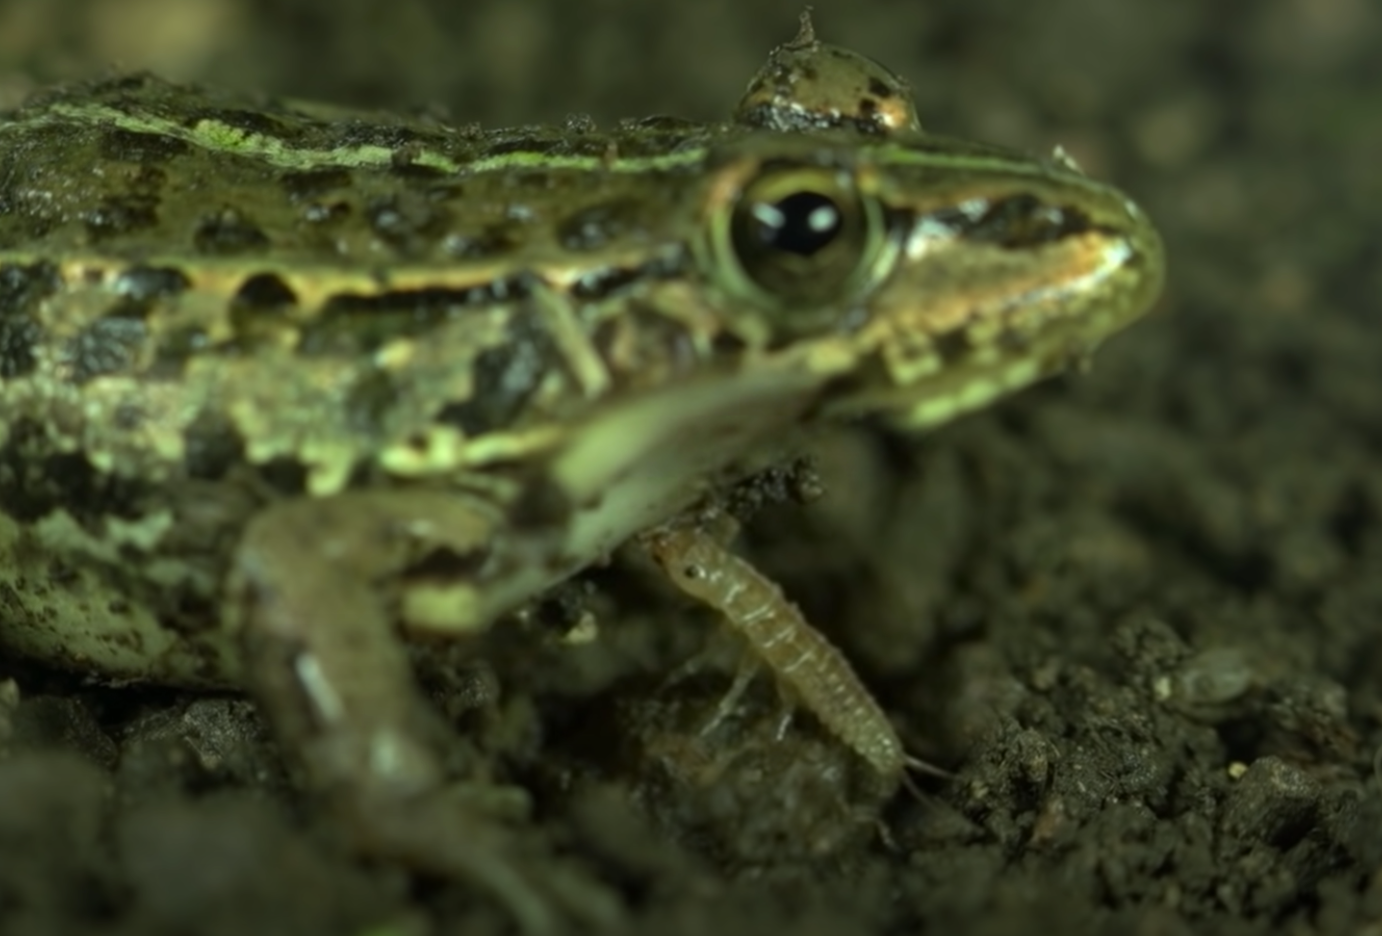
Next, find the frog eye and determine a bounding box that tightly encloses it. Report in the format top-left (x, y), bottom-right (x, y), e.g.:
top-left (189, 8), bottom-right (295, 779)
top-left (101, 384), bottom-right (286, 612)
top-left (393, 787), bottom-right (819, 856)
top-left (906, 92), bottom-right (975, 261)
top-left (709, 165), bottom-right (890, 324)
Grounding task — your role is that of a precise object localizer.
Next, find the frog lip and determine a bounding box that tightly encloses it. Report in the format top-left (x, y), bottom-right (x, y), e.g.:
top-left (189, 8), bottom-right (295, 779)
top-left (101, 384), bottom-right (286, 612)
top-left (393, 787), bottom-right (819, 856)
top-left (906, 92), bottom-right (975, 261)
top-left (815, 208), bottom-right (1163, 430)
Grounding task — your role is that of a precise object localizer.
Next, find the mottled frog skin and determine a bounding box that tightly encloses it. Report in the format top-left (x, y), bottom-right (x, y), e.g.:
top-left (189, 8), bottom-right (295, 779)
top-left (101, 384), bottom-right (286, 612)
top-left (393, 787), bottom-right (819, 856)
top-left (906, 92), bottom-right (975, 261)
top-left (0, 19), bottom-right (1162, 930)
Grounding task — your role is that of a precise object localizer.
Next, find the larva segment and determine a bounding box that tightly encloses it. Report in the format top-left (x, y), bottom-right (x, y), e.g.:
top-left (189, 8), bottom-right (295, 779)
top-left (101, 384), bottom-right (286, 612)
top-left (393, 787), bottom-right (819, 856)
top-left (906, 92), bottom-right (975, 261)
top-left (643, 524), bottom-right (905, 786)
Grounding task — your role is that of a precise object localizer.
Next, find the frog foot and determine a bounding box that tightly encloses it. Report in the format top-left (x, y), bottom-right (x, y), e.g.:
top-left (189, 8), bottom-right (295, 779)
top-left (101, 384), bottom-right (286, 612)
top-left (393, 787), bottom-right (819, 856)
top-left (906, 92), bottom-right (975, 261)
top-left (227, 490), bottom-right (617, 933)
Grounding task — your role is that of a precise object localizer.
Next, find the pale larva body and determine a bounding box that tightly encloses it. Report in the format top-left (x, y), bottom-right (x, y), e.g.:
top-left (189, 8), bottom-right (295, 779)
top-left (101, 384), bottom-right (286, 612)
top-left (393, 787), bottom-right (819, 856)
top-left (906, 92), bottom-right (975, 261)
top-left (645, 525), bottom-right (905, 784)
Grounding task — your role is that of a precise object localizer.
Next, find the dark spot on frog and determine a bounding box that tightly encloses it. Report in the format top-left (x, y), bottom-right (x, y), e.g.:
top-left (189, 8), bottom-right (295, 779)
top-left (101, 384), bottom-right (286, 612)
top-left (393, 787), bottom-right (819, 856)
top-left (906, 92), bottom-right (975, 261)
top-left (233, 273), bottom-right (298, 309)
top-left (113, 403), bottom-right (144, 431)
top-left (302, 201), bottom-right (352, 226)
top-left (344, 367), bottom-right (403, 436)
top-left (114, 265), bottom-right (191, 303)
top-left (867, 77), bottom-right (894, 99)
top-left (299, 279), bottom-right (532, 357)
top-left (84, 195), bottom-right (159, 241)
top-left (194, 208), bottom-right (270, 255)
top-left (436, 305), bottom-right (555, 436)
top-left (150, 325), bottom-right (211, 377)
top-left (571, 254), bottom-right (683, 301)
top-left (227, 276), bottom-right (297, 349)
top-left (279, 170), bottom-right (356, 226)
top-left (181, 409), bottom-right (247, 481)
top-left (571, 265), bottom-right (643, 302)
top-left (0, 418), bottom-right (145, 526)
top-left (366, 194), bottom-right (448, 254)
top-left (932, 327), bottom-right (973, 366)
top-left (98, 128), bottom-right (190, 163)
top-left (108, 265), bottom-right (191, 319)
top-left (388, 156), bottom-right (448, 183)
top-left (279, 167), bottom-right (354, 200)
top-left (443, 222), bottom-right (524, 260)
top-left (709, 329), bottom-right (750, 359)
top-left (64, 315), bottom-right (149, 383)
top-left (557, 198), bottom-right (645, 252)
top-left (0, 262), bottom-right (60, 378)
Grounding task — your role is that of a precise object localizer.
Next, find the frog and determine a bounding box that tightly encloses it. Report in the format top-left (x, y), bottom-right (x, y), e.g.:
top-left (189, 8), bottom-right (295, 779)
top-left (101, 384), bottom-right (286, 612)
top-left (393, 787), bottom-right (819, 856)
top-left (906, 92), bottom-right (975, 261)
top-left (0, 14), bottom-right (1163, 931)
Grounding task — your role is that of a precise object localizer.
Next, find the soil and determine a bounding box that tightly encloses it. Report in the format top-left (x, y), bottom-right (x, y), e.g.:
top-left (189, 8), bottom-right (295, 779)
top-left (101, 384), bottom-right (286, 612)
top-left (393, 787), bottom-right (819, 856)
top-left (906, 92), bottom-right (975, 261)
top-left (1, 1), bottom-right (1379, 934)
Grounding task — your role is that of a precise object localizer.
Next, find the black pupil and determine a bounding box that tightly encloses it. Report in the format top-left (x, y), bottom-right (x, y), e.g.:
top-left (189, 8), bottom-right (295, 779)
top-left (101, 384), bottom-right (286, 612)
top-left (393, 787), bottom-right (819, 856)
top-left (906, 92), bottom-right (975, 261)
top-left (749, 191), bottom-right (842, 257)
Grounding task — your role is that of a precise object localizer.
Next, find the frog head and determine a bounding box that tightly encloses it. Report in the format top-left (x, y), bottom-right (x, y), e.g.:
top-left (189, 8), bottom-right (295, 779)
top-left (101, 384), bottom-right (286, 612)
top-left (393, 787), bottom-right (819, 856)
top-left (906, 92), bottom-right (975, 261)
top-left (692, 35), bottom-right (1165, 431)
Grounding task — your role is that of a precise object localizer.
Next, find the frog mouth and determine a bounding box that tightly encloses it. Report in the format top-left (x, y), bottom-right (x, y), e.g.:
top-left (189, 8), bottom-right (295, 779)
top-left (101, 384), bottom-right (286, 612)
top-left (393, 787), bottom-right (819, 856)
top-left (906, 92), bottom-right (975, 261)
top-left (824, 212), bottom-right (1164, 431)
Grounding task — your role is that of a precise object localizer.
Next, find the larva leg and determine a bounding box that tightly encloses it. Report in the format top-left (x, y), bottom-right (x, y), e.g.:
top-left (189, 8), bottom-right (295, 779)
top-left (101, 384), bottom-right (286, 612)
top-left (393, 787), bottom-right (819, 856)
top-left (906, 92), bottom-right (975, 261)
top-left (699, 655), bottom-right (760, 738)
top-left (772, 707), bottom-right (795, 743)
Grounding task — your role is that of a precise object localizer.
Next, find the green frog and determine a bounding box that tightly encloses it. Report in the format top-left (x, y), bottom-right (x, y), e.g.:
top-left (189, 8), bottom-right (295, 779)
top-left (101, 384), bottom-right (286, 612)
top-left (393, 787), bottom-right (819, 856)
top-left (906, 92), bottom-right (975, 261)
top-left (0, 15), bottom-right (1163, 931)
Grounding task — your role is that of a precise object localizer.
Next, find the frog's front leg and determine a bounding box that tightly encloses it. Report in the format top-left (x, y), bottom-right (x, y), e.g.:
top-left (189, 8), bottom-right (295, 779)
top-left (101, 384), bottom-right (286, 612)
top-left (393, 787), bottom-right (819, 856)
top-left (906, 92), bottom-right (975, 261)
top-left (226, 488), bottom-right (611, 934)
